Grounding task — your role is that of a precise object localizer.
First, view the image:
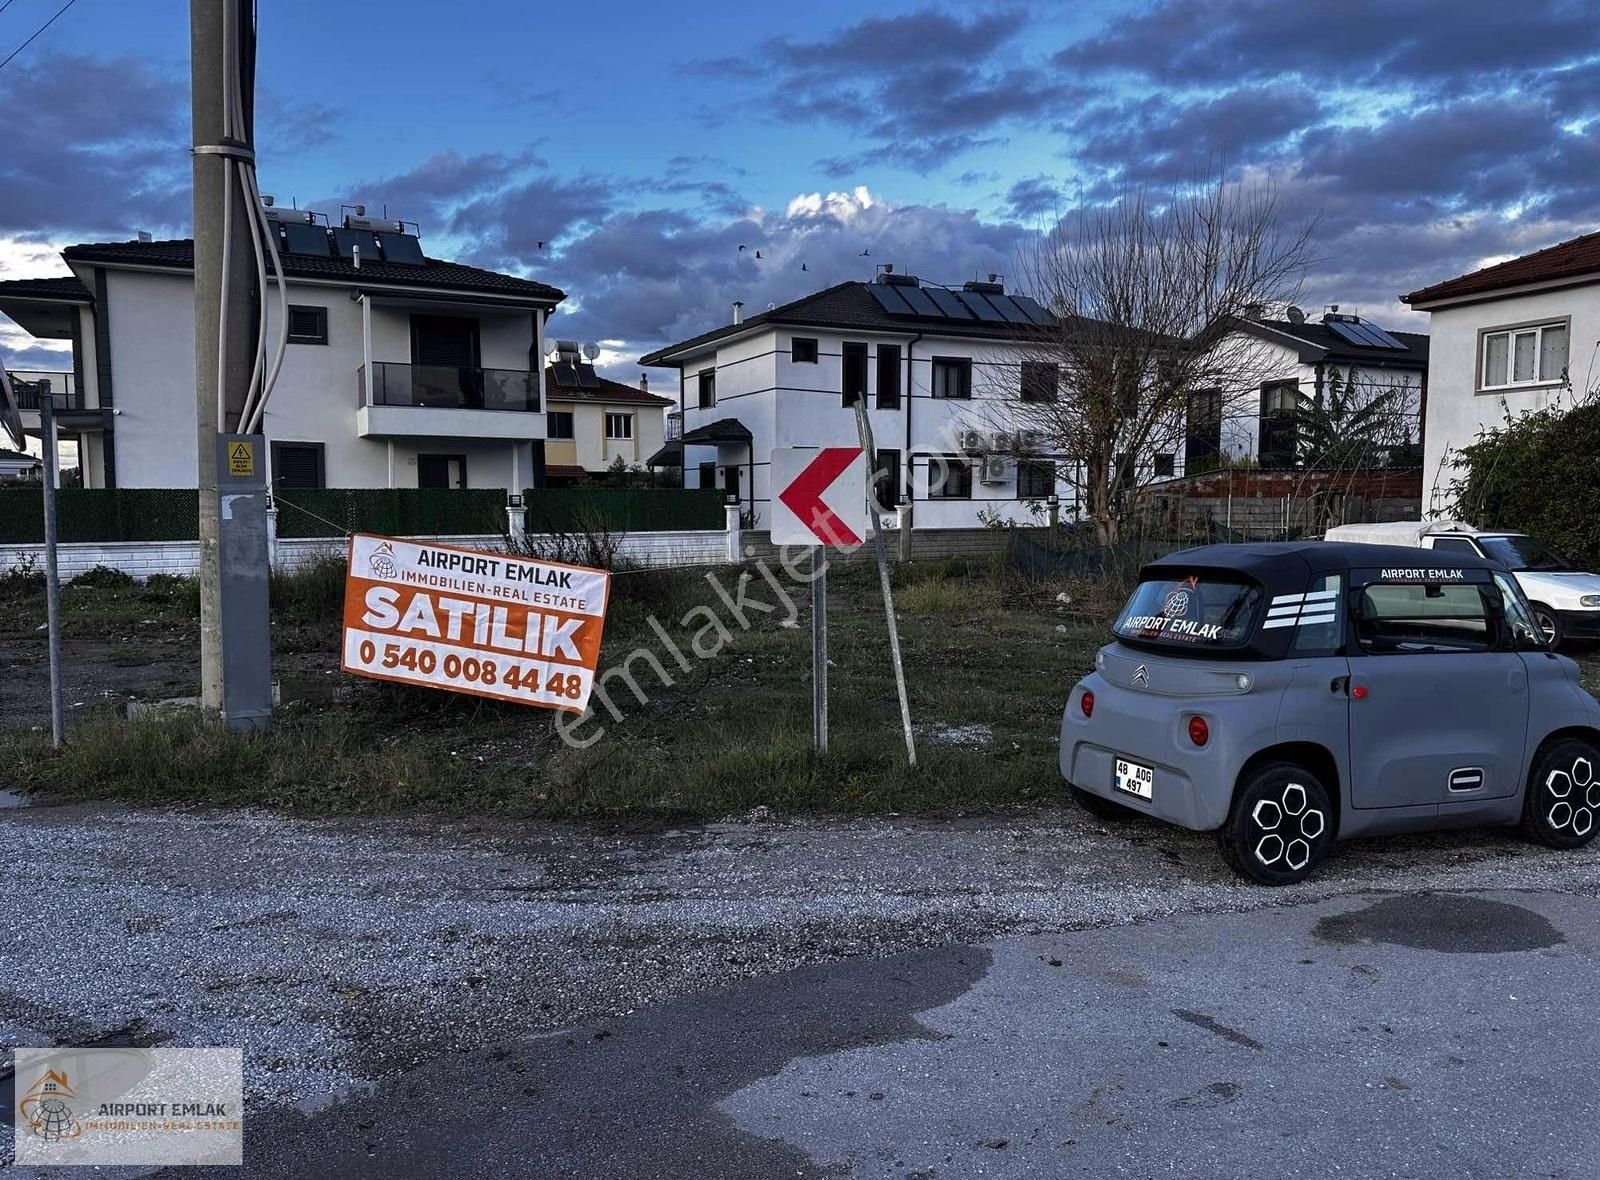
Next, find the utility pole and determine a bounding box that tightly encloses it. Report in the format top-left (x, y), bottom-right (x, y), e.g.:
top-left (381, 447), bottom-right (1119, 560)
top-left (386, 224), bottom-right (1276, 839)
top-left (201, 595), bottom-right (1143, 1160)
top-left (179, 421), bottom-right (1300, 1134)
top-left (192, 0), bottom-right (273, 730)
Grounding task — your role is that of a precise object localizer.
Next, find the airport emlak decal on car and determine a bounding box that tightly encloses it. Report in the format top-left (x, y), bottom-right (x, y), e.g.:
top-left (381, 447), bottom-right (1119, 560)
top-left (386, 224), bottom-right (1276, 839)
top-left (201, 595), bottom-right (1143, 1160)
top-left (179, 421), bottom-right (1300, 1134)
top-left (1125, 577), bottom-right (1226, 643)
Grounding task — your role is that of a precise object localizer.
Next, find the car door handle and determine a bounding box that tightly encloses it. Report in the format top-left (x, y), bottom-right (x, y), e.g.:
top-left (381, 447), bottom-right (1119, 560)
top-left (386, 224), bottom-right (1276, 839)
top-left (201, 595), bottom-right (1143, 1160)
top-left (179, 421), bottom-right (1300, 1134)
top-left (1330, 676), bottom-right (1349, 695)
top-left (1508, 667), bottom-right (1527, 694)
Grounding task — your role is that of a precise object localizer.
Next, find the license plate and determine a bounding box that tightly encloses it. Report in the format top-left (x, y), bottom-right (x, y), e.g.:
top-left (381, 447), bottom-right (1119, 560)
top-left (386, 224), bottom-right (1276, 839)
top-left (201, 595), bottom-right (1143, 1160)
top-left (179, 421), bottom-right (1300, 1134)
top-left (1114, 757), bottom-right (1154, 800)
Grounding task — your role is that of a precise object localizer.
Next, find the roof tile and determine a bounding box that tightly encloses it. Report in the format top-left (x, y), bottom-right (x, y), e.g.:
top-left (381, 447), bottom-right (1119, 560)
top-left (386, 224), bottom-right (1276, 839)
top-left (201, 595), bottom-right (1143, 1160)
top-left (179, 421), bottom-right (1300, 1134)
top-left (1403, 230), bottom-right (1600, 304)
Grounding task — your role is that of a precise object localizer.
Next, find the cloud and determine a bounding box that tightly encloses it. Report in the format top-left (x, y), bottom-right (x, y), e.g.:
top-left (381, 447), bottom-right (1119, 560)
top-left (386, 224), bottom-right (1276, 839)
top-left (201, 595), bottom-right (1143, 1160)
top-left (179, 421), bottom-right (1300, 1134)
top-left (0, 54), bottom-right (190, 239)
top-left (536, 187), bottom-right (1028, 369)
top-left (694, 8), bottom-right (1080, 173)
top-left (1055, 0), bottom-right (1599, 90)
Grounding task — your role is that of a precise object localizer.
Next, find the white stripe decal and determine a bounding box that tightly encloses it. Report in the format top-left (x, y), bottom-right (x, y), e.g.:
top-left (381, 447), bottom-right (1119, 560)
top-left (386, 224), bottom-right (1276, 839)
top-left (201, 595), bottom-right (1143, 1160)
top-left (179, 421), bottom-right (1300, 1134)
top-left (1303, 590), bottom-right (1339, 601)
top-left (1261, 617), bottom-right (1298, 629)
top-left (1266, 605), bottom-right (1301, 617)
top-left (1298, 612), bottom-right (1337, 625)
top-left (1270, 593), bottom-right (1305, 605)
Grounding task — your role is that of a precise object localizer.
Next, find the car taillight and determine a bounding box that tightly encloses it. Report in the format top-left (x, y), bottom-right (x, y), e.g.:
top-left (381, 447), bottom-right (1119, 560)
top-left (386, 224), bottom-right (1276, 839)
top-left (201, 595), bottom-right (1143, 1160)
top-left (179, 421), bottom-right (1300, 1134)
top-left (1188, 715), bottom-right (1209, 746)
top-left (1080, 689), bottom-right (1095, 718)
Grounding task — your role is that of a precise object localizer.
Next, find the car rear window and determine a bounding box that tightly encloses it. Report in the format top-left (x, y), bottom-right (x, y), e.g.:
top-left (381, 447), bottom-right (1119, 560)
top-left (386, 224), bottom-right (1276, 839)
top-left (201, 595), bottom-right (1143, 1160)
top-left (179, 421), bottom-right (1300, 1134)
top-left (1113, 573), bottom-right (1264, 650)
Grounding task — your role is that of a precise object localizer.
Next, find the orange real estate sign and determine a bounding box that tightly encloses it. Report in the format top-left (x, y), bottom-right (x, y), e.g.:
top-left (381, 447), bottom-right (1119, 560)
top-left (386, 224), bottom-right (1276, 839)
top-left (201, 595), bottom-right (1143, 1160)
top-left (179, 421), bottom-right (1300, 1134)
top-left (341, 533), bottom-right (611, 713)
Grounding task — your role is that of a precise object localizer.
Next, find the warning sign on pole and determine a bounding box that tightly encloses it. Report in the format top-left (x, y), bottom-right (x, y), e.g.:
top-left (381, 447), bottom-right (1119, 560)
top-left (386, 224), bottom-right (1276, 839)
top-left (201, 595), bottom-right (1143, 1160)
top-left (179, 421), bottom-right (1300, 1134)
top-left (340, 534), bottom-right (611, 713)
top-left (227, 440), bottom-right (255, 477)
top-left (771, 446), bottom-right (868, 547)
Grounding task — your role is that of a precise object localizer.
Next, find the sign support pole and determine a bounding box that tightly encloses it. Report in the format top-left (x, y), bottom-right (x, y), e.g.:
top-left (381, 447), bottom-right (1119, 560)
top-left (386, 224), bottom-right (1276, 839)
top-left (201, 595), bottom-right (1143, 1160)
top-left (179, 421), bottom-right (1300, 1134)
top-left (852, 402), bottom-right (917, 767)
top-left (811, 545), bottom-right (828, 755)
top-left (39, 395), bottom-right (64, 747)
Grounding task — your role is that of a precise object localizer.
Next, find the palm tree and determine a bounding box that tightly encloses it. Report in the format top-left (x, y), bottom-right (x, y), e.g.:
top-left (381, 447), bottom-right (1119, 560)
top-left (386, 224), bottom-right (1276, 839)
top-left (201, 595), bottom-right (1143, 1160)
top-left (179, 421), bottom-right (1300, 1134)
top-left (1295, 367), bottom-right (1409, 472)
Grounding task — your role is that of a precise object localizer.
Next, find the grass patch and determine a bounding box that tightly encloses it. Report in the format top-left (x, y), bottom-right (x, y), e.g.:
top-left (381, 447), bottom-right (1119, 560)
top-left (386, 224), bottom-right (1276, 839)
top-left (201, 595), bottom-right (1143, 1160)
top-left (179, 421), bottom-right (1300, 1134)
top-left (0, 557), bottom-right (1110, 821)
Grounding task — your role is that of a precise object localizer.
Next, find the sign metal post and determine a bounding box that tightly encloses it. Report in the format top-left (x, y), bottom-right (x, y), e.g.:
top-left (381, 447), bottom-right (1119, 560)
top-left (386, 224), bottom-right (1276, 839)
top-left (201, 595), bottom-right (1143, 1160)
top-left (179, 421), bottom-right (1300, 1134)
top-left (852, 402), bottom-right (917, 767)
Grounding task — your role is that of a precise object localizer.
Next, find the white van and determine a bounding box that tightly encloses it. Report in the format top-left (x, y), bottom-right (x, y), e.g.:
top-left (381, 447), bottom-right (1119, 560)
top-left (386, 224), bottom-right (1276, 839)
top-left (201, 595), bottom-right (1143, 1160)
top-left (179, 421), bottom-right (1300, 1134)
top-left (1323, 521), bottom-right (1600, 646)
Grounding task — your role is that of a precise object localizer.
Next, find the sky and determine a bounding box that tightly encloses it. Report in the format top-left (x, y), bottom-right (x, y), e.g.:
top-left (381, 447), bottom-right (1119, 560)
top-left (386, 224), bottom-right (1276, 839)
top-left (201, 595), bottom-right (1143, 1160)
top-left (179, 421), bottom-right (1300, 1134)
top-left (2, 0), bottom-right (1598, 377)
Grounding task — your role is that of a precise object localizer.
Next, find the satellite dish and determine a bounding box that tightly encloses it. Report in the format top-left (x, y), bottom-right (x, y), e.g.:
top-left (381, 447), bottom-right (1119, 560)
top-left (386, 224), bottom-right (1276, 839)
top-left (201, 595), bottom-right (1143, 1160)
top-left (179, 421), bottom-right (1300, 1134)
top-left (582, 343), bottom-right (600, 362)
top-left (0, 355), bottom-right (25, 451)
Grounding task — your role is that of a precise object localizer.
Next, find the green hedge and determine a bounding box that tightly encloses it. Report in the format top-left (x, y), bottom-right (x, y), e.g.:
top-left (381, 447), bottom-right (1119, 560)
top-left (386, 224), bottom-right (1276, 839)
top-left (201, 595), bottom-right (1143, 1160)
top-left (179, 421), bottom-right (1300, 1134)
top-left (273, 488), bottom-right (508, 539)
top-left (520, 487), bottom-right (726, 533)
top-left (0, 488), bottom-right (199, 543)
top-left (1450, 400), bottom-right (1600, 567)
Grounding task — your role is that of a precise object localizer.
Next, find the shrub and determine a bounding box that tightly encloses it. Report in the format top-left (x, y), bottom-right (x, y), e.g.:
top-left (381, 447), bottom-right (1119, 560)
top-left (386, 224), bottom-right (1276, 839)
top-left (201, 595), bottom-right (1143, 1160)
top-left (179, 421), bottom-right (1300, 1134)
top-left (270, 556), bottom-right (348, 623)
top-left (71, 564), bottom-right (136, 590)
top-left (0, 554), bottom-right (44, 601)
top-left (1449, 400), bottom-right (1600, 567)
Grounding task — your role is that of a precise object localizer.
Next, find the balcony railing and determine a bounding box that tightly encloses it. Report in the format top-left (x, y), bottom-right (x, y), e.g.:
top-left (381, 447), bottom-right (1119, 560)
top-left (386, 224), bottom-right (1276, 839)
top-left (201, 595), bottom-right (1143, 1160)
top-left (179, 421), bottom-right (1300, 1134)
top-left (665, 411), bottom-right (683, 441)
top-left (9, 371), bottom-right (82, 411)
top-left (360, 362), bottom-right (539, 412)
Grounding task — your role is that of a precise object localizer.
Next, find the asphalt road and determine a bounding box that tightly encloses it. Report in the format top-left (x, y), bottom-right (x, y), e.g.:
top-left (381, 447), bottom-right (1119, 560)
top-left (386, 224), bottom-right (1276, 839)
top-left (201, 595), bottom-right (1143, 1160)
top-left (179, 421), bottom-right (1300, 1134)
top-left (4, 800), bottom-right (1599, 1177)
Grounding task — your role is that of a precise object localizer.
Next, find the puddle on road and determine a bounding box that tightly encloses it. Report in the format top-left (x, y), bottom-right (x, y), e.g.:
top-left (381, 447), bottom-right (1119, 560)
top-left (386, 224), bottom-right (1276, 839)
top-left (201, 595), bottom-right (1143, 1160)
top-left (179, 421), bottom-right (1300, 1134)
top-left (1313, 893), bottom-right (1564, 953)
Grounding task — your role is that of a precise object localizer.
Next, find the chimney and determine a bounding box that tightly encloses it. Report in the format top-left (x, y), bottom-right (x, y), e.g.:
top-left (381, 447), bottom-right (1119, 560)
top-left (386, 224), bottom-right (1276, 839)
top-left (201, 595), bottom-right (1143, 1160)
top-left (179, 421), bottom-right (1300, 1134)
top-left (732, 300), bottom-right (744, 325)
top-left (639, 373), bottom-right (649, 392)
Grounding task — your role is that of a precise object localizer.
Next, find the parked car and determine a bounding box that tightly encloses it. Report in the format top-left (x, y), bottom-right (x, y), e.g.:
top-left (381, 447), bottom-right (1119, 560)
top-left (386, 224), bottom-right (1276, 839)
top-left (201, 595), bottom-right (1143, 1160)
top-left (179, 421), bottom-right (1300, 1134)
top-left (1323, 521), bottom-right (1600, 647)
top-left (1060, 542), bottom-right (1600, 884)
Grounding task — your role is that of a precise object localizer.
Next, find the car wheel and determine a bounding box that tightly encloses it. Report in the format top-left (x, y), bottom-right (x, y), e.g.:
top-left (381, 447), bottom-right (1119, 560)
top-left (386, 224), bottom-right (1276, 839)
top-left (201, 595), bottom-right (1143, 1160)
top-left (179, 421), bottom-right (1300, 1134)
top-left (1217, 763), bottom-right (1333, 885)
top-left (1071, 785), bottom-right (1132, 822)
top-left (1521, 737), bottom-right (1600, 850)
top-left (1530, 602), bottom-right (1564, 648)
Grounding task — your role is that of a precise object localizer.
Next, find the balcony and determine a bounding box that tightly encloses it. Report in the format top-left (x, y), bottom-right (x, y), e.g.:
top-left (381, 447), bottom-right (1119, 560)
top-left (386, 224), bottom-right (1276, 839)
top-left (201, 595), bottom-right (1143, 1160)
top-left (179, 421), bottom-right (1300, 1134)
top-left (9, 371), bottom-right (82, 411)
top-left (665, 410), bottom-right (683, 441)
top-left (356, 362), bottom-right (543, 440)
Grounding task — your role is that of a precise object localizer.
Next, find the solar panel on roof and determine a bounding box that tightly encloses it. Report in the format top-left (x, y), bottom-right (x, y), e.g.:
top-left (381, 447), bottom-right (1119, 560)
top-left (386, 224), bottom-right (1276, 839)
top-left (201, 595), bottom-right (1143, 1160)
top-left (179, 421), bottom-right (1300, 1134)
top-left (375, 231), bottom-right (425, 266)
top-left (1009, 294), bottom-right (1056, 326)
top-left (332, 228), bottom-right (379, 262)
top-left (895, 284), bottom-right (941, 316)
top-left (925, 287), bottom-right (975, 318)
top-left (1327, 319), bottom-right (1405, 351)
top-left (551, 362), bottom-right (578, 387)
top-left (867, 283), bottom-right (915, 315)
top-left (955, 290), bottom-right (1005, 321)
top-left (575, 364), bottom-right (601, 388)
top-left (986, 294), bottom-right (1033, 324)
top-left (280, 222), bottom-right (331, 257)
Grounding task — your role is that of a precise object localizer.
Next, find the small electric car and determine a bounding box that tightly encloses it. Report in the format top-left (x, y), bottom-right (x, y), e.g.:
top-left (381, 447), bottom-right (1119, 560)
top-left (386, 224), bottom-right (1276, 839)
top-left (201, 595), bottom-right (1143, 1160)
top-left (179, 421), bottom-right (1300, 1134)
top-left (1061, 542), bottom-right (1600, 884)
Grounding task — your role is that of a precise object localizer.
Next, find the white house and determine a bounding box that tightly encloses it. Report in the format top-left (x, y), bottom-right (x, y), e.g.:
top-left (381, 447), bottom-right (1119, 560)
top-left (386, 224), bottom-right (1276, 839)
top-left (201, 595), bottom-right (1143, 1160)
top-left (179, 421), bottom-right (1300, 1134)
top-left (1184, 308), bottom-right (1428, 474)
top-left (0, 211), bottom-right (565, 491)
top-left (541, 340), bottom-right (673, 485)
top-left (640, 273), bottom-right (1075, 530)
top-left (1403, 232), bottom-right (1597, 514)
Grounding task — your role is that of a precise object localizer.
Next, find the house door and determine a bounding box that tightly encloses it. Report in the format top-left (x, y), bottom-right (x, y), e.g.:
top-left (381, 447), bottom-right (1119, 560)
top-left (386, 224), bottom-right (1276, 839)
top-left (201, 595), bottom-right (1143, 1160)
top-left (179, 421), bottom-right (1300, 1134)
top-left (723, 463), bottom-right (741, 502)
top-left (418, 454), bottom-right (467, 489)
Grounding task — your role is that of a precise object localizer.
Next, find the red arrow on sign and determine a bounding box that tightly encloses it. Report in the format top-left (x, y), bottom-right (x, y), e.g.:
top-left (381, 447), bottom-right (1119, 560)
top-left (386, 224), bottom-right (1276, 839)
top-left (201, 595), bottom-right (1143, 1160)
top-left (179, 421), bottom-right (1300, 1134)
top-left (778, 446), bottom-right (864, 547)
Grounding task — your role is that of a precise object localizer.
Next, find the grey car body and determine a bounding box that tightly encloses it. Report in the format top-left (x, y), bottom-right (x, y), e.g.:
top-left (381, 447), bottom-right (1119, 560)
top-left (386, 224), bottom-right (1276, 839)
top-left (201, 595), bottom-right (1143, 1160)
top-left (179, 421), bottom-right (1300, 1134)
top-left (1060, 542), bottom-right (1600, 881)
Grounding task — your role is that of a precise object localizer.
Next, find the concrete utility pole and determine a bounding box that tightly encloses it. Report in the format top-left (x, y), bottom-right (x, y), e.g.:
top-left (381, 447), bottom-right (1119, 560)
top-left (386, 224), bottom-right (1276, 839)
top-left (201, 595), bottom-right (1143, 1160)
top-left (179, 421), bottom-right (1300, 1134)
top-left (192, 0), bottom-right (273, 729)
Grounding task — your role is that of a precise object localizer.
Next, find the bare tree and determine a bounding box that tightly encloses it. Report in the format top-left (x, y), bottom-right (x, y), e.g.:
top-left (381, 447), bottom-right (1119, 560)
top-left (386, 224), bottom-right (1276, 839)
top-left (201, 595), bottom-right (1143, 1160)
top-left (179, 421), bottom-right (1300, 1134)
top-left (982, 178), bottom-right (1316, 544)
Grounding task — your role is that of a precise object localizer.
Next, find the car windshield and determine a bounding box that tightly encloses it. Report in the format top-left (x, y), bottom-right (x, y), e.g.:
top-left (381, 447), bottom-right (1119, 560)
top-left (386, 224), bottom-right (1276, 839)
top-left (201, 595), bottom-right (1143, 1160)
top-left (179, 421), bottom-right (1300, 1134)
top-left (1113, 573), bottom-right (1264, 651)
top-left (1478, 534), bottom-right (1569, 571)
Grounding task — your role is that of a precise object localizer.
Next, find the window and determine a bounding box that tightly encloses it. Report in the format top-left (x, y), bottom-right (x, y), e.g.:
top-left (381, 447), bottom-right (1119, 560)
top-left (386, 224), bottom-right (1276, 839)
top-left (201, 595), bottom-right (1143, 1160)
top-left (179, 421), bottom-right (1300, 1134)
top-left (417, 453), bottom-right (467, 489)
top-left (1017, 458), bottom-right (1054, 499)
top-left (1259, 379), bottom-right (1301, 467)
top-left (1477, 534), bottom-right (1569, 571)
top-left (410, 315), bottom-right (479, 367)
top-left (842, 341), bottom-right (868, 407)
top-left (286, 305), bottom-right (327, 345)
top-left (1495, 571), bottom-right (1546, 648)
top-left (931, 356), bottom-right (972, 399)
top-left (697, 368), bottom-right (716, 409)
top-left (1114, 573), bottom-right (1265, 651)
top-left (876, 344), bottom-right (901, 409)
top-left (1480, 321), bottom-right (1568, 390)
top-left (1021, 361), bottom-right (1059, 403)
top-left (546, 411), bottom-right (575, 440)
top-left (930, 456), bottom-right (973, 499)
top-left (1185, 387), bottom-right (1223, 473)
top-left (1428, 537), bottom-right (1481, 557)
top-left (605, 412), bottom-right (633, 440)
top-left (1153, 453), bottom-right (1176, 478)
top-left (874, 448), bottom-right (901, 512)
top-left (1288, 574), bottom-right (1343, 655)
top-left (698, 461), bottom-right (716, 490)
top-left (271, 442), bottom-right (324, 488)
top-left (791, 337), bottom-right (818, 363)
top-left (1355, 581), bottom-right (1496, 653)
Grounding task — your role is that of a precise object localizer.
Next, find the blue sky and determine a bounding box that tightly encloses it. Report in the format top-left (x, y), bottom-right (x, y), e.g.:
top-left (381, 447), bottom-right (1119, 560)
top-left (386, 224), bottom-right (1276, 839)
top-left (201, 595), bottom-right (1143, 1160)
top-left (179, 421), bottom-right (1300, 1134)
top-left (2, 0), bottom-right (1598, 374)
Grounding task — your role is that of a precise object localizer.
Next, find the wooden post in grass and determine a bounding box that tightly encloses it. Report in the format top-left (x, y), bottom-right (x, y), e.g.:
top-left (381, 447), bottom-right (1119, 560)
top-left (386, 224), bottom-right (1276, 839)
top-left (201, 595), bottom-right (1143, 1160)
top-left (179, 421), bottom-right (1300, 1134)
top-left (852, 401), bottom-right (917, 767)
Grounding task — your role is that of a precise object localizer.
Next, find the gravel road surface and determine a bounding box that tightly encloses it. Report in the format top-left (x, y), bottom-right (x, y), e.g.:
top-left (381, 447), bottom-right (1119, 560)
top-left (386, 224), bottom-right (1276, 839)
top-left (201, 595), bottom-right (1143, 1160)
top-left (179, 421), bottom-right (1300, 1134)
top-left (3, 800), bottom-right (1598, 1176)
